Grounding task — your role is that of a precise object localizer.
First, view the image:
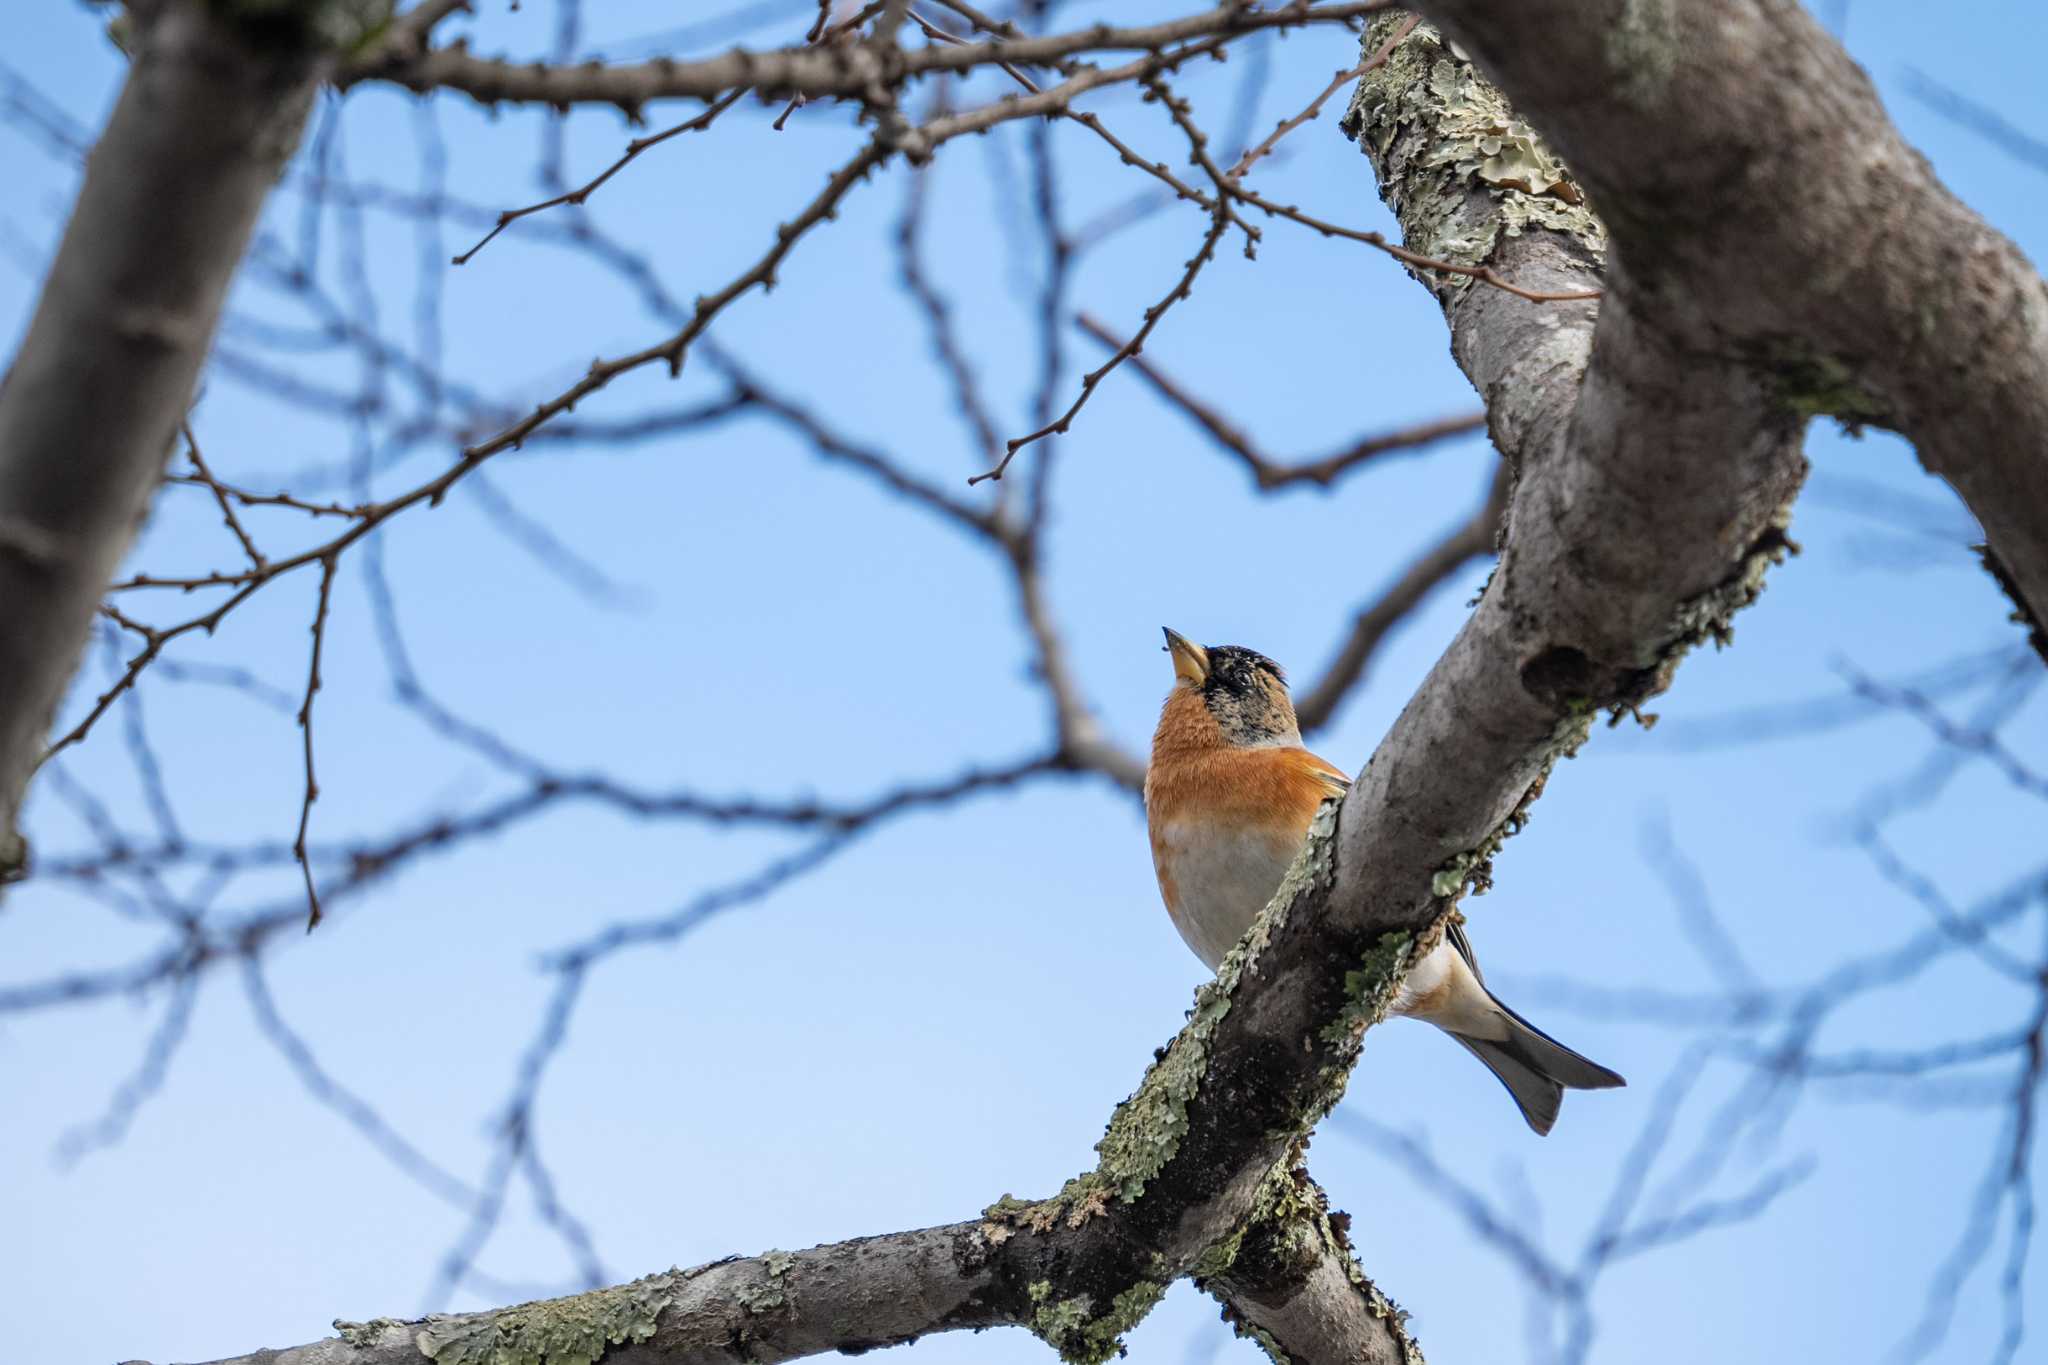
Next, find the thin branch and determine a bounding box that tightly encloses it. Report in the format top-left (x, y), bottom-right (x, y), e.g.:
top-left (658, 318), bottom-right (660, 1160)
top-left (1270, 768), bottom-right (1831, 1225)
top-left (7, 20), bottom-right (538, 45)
top-left (1076, 311), bottom-right (1485, 489)
top-left (241, 956), bottom-right (481, 1211)
top-left (294, 557), bottom-right (337, 929)
top-left (181, 421), bottom-right (267, 570)
top-left (1226, 13), bottom-right (1419, 181)
top-left (972, 75), bottom-right (1237, 484)
top-left (452, 89), bottom-right (746, 265)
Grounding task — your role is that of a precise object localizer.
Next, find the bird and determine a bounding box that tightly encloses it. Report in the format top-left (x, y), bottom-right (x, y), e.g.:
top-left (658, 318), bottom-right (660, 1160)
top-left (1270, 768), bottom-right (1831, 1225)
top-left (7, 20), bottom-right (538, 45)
top-left (1144, 627), bottom-right (1625, 1135)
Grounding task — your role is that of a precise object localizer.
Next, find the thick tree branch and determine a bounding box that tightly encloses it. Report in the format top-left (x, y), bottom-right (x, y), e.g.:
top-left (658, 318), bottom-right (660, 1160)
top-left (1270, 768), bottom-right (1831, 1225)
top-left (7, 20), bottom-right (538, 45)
top-left (1321, 15), bottom-right (1803, 929)
top-left (0, 2), bottom-right (328, 885)
top-left (144, 1225), bottom-right (1006, 1365)
top-left (1402, 0), bottom-right (2048, 658)
top-left (134, 1182), bottom-right (1417, 1365)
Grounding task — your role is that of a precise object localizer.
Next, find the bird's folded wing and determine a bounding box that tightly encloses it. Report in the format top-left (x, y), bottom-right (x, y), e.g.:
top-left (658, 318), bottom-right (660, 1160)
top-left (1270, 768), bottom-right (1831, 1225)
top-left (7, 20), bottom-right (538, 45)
top-left (1298, 748), bottom-right (1351, 801)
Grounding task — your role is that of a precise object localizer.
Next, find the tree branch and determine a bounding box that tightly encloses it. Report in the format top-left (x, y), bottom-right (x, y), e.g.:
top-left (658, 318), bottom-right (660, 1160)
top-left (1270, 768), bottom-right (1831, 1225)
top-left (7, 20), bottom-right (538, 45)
top-left (340, 2), bottom-right (1393, 109)
top-left (130, 1170), bottom-right (1421, 1365)
top-left (0, 2), bottom-right (326, 886)
top-left (1206, 1166), bottom-right (1424, 1365)
top-left (1401, 0), bottom-right (2048, 659)
top-left (1075, 311), bottom-right (1487, 491)
top-left (144, 1225), bottom-right (1007, 1365)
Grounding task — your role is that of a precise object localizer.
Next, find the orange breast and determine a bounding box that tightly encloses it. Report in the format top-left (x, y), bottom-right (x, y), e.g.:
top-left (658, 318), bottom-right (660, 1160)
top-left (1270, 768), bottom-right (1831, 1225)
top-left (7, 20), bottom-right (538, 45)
top-left (1145, 743), bottom-right (1348, 969)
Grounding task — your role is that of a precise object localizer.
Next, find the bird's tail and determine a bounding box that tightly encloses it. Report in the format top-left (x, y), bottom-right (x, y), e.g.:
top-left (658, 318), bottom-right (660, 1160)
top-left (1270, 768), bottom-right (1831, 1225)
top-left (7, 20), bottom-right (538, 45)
top-left (1450, 995), bottom-right (1626, 1137)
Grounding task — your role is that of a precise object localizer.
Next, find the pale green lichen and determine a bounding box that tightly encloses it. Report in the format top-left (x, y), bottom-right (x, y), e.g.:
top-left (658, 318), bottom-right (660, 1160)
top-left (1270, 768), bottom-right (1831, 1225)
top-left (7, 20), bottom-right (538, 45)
top-left (415, 1268), bottom-right (682, 1365)
top-left (1429, 855), bottom-right (1476, 899)
top-left (1318, 931), bottom-right (1415, 1046)
top-left (334, 1317), bottom-right (408, 1350)
top-left (1344, 18), bottom-right (1605, 296)
top-left (741, 1249), bottom-right (798, 1313)
top-left (1092, 975), bottom-right (1233, 1203)
top-left (1094, 801), bottom-right (1342, 1201)
top-left (1213, 1166), bottom-right (1425, 1365)
top-left (981, 1173), bottom-right (1113, 1236)
top-left (1190, 1223), bottom-right (1247, 1283)
top-left (984, 1193), bottom-right (1037, 1220)
top-left (1243, 1323), bottom-right (1294, 1365)
top-left (1657, 508), bottom-right (1798, 666)
top-left (1028, 1280), bottom-right (1169, 1365)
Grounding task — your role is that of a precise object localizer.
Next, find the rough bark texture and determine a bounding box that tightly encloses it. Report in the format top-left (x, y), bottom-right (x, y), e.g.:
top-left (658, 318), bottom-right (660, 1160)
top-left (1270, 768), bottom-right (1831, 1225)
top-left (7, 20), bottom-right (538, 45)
top-left (1206, 1165), bottom-right (1420, 1365)
top-left (145, 1227), bottom-right (1009, 1365)
top-left (1407, 0), bottom-right (2048, 655)
top-left (136, 1176), bottom-right (1414, 1365)
top-left (0, 1), bottom-right (326, 885)
top-left (1331, 18), bottom-right (1808, 957)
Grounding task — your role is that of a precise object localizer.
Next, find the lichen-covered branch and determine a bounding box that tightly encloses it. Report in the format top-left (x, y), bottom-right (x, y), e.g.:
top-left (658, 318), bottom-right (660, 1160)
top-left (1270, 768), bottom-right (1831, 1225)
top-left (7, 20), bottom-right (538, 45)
top-left (1204, 1165), bottom-right (1426, 1365)
top-left (130, 1164), bottom-right (1427, 1365)
top-left (1331, 13), bottom-right (1806, 908)
top-left (0, 1), bottom-right (332, 888)
top-left (138, 1227), bottom-right (1007, 1365)
top-left (1400, 0), bottom-right (2048, 659)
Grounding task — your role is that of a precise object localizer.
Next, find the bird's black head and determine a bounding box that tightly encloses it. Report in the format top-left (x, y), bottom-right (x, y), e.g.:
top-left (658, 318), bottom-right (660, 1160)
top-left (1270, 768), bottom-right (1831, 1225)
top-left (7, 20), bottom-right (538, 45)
top-left (1160, 629), bottom-right (1300, 748)
top-left (1201, 645), bottom-right (1286, 699)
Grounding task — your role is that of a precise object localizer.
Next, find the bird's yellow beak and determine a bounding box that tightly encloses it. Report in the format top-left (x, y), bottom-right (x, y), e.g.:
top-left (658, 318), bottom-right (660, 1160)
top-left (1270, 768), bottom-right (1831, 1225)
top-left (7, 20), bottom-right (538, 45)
top-left (1162, 627), bottom-right (1209, 686)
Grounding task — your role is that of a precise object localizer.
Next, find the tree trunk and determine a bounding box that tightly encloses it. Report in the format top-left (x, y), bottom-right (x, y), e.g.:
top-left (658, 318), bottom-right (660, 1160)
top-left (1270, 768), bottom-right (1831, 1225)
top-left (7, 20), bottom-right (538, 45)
top-left (0, 2), bottom-right (325, 886)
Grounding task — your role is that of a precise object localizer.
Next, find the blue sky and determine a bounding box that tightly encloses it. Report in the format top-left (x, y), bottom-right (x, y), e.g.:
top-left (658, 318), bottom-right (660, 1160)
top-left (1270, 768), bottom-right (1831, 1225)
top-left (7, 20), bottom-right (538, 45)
top-left (3, 4), bottom-right (2046, 1364)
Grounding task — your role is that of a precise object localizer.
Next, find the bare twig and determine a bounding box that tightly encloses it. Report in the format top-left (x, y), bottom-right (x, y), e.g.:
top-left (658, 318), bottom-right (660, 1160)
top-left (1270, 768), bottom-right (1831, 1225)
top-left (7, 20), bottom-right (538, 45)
top-left (452, 89), bottom-right (746, 265)
top-left (1227, 13), bottom-right (1419, 181)
top-left (180, 422), bottom-right (267, 569)
top-left (1076, 311), bottom-right (1484, 488)
top-left (294, 556), bottom-right (337, 930)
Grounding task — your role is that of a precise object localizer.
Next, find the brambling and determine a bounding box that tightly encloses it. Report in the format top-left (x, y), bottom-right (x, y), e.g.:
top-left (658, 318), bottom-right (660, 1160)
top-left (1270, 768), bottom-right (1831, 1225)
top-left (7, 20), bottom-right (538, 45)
top-left (1145, 629), bottom-right (1625, 1134)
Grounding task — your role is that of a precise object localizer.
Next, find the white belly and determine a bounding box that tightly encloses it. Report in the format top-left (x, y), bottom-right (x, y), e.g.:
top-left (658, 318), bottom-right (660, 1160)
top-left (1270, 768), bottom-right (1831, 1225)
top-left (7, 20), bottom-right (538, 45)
top-left (1158, 820), bottom-right (1296, 970)
top-left (1390, 940), bottom-right (1508, 1038)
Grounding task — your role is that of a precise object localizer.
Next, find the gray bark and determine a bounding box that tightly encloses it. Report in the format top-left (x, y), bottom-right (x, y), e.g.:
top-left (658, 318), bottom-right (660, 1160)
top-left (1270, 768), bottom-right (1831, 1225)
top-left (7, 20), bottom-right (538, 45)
top-left (0, 2), bottom-right (326, 884)
top-left (1406, 0), bottom-right (2048, 656)
top-left (133, 1180), bottom-right (1416, 1365)
top-left (135, 1228), bottom-right (1009, 1365)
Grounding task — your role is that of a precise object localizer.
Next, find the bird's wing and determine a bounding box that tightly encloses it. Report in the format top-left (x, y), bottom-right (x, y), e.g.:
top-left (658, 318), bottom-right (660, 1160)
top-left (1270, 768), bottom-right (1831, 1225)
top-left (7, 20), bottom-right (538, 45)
top-left (1298, 749), bottom-right (1351, 801)
top-left (1446, 916), bottom-right (1485, 986)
